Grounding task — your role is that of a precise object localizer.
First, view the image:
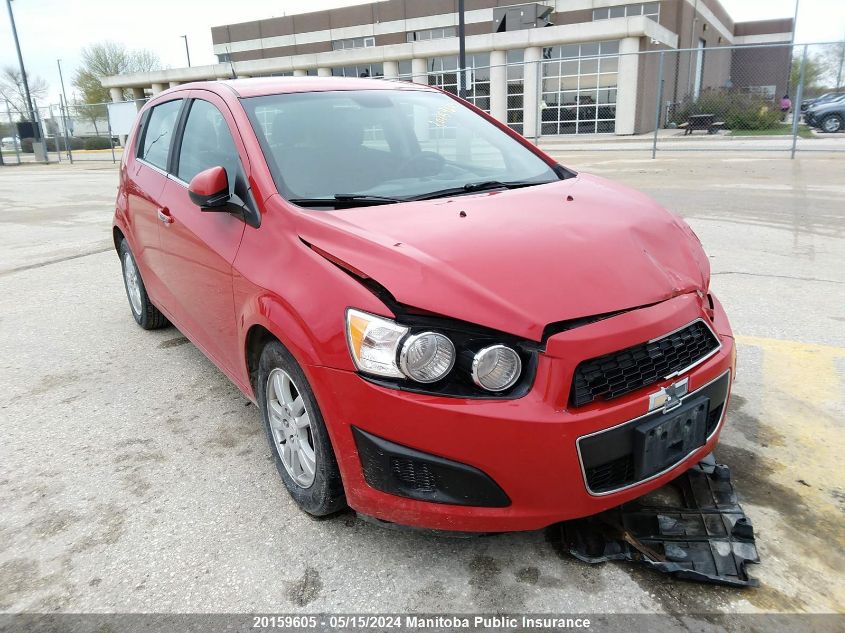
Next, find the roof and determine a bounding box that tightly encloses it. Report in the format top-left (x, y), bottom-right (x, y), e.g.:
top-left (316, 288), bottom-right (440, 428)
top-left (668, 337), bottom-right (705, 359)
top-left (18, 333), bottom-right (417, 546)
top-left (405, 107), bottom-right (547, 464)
top-left (226, 76), bottom-right (436, 98)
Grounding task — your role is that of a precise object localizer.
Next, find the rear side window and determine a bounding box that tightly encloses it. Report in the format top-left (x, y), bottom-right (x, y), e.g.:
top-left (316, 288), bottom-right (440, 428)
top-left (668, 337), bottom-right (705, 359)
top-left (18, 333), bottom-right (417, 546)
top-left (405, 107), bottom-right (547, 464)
top-left (176, 99), bottom-right (240, 186)
top-left (138, 99), bottom-right (182, 170)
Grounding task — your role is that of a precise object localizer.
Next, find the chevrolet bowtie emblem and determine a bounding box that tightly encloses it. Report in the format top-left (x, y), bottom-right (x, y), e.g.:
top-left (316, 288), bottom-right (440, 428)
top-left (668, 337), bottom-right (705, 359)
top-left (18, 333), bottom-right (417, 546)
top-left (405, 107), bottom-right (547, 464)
top-left (649, 377), bottom-right (690, 413)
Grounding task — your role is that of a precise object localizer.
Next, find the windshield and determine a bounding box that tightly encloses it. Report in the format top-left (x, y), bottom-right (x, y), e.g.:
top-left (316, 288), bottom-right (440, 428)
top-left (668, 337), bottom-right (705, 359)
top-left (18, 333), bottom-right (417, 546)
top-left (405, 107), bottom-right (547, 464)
top-left (242, 89), bottom-right (560, 205)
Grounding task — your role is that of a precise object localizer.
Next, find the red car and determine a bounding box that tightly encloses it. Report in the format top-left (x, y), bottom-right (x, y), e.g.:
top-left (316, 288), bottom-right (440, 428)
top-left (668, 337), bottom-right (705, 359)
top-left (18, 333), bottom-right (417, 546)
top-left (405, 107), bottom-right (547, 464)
top-left (114, 77), bottom-right (735, 532)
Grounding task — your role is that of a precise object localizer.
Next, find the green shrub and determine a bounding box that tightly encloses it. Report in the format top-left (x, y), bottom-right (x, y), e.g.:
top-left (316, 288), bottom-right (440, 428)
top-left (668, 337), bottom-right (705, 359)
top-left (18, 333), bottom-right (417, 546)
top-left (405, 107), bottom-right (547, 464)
top-left (20, 136), bottom-right (111, 152)
top-left (83, 136), bottom-right (113, 150)
top-left (669, 89), bottom-right (782, 130)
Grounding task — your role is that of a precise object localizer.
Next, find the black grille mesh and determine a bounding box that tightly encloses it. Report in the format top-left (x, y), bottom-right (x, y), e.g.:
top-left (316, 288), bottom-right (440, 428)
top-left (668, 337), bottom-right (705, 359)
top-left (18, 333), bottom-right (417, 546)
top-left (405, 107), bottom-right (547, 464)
top-left (585, 455), bottom-right (635, 493)
top-left (390, 457), bottom-right (437, 493)
top-left (571, 321), bottom-right (719, 407)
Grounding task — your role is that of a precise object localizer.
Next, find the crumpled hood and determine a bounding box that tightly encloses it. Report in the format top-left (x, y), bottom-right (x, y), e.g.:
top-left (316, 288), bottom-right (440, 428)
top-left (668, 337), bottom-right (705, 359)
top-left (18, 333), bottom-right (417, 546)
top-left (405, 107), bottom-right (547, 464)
top-left (294, 173), bottom-right (709, 341)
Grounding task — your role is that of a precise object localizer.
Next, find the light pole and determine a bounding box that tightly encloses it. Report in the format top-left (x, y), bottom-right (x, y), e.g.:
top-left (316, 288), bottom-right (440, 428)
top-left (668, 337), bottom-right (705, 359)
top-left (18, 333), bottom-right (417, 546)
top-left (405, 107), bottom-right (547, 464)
top-left (56, 59), bottom-right (70, 110)
top-left (457, 0), bottom-right (466, 98)
top-left (788, 0), bottom-right (800, 93)
top-left (5, 0), bottom-right (38, 137)
top-left (56, 59), bottom-right (72, 160)
top-left (790, 0), bottom-right (800, 45)
top-left (181, 35), bottom-right (192, 67)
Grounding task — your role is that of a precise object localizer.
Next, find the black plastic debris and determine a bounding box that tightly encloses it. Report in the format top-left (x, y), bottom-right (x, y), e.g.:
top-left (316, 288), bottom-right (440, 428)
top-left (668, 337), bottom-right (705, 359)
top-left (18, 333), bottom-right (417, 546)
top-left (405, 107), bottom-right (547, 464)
top-left (563, 455), bottom-right (760, 587)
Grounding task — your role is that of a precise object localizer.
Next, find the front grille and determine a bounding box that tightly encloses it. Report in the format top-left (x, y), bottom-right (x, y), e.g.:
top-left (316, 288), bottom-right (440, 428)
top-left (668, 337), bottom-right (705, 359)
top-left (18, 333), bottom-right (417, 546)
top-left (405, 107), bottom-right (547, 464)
top-left (577, 370), bottom-right (731, 495)
top-left (390, 457), bottom-right (437, 493)
top-left (570, 320), bottom-right (719, 407)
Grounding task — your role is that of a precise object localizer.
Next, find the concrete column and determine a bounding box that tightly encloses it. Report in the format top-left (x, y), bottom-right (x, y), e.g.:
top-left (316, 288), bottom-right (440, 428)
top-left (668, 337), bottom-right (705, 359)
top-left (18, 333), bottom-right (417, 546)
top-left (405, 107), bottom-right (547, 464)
top-left (615, 37), bottom-right (640, 135)
top-left (169, 81), bottom-right (181, 89)
top-left (411, 57), bottom-right (428, 85)
top-left (109, 87), bottom-right (124, 103)
top-left (293, 69), bottom-right (307, 77)
top-left (317, 68), bottom-right (332, 77)
top-left (130, 87), bottom-right (146, 112)
top-left (382, 60), bottom-right (399, 79)
top-left (151, 83), bottom-right (166, 95)
top-left (489, 50), bottom-right (507, 124)
top-left (522, 47), bottom-right (541, 139)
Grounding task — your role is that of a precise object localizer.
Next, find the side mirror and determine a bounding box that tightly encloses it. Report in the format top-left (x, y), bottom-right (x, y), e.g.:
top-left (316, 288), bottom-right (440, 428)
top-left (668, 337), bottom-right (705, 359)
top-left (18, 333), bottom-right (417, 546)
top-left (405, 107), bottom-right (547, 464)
top-left (188, 166), bottom-right (230, 209)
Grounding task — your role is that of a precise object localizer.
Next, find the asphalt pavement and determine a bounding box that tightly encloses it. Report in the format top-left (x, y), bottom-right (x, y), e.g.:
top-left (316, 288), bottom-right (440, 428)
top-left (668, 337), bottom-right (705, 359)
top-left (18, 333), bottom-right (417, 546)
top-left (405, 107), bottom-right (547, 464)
top-left (0, 154), bottom-right (843, 623)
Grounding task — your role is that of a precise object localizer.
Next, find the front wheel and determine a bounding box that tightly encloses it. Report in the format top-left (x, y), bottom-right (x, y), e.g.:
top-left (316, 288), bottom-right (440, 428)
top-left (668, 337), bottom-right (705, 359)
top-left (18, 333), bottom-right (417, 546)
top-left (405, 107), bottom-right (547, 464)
top-left (257, 340), bottom-right (346, 516)
top-left (821, 114), bottom-right (843, 133)
top-left (118, 239), bottom-right (169, 330)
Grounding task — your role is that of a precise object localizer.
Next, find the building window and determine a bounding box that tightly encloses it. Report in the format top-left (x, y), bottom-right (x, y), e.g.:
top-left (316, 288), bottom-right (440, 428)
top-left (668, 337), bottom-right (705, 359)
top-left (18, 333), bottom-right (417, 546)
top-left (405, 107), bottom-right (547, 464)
top-left (331, 63), bottom-right (384, 78)
top-left (217, 53), bottom-right (231, 63)
top-left (398, 60), bottom-right (412, 78)
top-left (593, 3), bottom-right (659, 22)
top-left (426, 54), bottom-right (491, 113)
top-left (506, 49), bottom-right (524, 133)
top-left (540, 41), bottom-right (619, 134)
top-left (332, 36), bottom-right (375, 51)
top-left (407, 27), bottom-right (456, 43)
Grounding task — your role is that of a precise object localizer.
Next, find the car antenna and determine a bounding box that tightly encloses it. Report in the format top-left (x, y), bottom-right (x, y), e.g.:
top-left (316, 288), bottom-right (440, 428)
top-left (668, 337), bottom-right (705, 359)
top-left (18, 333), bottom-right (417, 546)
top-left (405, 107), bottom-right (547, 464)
top-left (225, 44), bottom-right (237, 80)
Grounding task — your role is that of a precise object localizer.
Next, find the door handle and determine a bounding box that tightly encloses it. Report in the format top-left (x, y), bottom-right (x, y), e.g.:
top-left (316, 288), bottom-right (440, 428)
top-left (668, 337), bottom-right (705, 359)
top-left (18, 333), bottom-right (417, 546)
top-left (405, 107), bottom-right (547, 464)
top-left (157, 207), bottom-right (173, 225)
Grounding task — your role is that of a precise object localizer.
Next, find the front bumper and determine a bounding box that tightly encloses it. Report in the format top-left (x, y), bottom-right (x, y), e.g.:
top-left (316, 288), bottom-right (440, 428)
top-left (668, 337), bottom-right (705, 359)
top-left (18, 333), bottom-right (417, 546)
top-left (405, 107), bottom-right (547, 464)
top-left (306, 292), bottom-right (735, 532)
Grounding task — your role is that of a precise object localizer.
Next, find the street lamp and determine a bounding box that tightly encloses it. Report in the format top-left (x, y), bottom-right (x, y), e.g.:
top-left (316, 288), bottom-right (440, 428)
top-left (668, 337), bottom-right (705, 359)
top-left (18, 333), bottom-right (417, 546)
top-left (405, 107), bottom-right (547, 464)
top-left (5, 0), bottom-right (38, 137)
top-left (181, 35), bottom-right (192, 67)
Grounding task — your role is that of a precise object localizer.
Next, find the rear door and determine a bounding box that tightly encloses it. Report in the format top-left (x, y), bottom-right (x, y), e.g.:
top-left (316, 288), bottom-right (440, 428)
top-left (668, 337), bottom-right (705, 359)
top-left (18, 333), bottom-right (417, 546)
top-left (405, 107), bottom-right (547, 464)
top-left (155, 91), bottom-right (248, 373)
top-left (128, 97), bottom-right (185, 297)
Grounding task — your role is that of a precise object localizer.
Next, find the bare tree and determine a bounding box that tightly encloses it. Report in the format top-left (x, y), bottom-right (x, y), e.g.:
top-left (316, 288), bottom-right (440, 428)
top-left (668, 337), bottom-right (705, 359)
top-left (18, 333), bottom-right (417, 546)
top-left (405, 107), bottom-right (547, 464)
top-left (70, 41), bottom-right (160, 136)
top-left (0, 66), bottom-right (49, 119)
top-left (72, 41), bottom-right (161, 104)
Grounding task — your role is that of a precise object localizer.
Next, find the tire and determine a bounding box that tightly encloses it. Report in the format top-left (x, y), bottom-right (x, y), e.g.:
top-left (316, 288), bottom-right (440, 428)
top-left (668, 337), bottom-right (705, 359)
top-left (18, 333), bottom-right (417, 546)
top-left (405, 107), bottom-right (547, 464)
top-left (821, 114), bottom-right (843, 133)
top-left (257, 340), bottom-right (346, 516)
top-left (118, 238), bottom-right (169, 330)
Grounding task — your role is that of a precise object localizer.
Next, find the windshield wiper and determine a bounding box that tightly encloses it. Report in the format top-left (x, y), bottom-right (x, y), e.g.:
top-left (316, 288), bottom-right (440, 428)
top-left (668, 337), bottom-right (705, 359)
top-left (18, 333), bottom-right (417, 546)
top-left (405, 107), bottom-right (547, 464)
top-left (289, 194), bottom-right (405, 208)
top-left (409, 180), bottom-right (549, 201)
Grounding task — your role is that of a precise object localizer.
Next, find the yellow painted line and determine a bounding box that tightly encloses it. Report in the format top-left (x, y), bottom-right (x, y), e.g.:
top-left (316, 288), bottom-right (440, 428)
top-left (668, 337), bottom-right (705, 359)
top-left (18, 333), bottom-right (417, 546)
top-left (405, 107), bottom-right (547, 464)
top-left (736, 334), bottom-right (845, 609)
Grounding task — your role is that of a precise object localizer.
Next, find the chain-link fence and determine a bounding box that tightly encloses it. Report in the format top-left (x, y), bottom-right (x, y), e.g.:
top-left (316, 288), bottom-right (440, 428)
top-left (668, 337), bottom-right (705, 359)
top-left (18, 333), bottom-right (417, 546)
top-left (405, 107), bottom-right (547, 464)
top-left (389, 40), bottom-right (845, 158)
top-left (3, 41), bottom-right (844, 166)
top-left (1, 98), bottom-right (147, 165)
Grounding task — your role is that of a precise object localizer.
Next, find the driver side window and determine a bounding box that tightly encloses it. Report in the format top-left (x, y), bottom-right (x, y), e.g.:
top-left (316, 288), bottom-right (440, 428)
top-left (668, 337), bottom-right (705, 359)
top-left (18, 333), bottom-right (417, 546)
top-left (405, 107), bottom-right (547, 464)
top-left (177, 99), bottom-right (241, 189)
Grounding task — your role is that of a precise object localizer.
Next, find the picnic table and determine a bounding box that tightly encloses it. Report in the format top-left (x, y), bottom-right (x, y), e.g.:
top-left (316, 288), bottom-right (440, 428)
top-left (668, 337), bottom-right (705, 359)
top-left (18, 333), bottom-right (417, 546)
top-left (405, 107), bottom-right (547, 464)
top-left (678, 113), bottom-right (725, 135)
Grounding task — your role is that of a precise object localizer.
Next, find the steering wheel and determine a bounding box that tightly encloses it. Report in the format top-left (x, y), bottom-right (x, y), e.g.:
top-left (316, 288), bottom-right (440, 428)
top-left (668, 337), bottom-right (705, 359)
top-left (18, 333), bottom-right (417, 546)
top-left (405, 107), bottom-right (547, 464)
top-left (396, 151), bottom-right (445, 178)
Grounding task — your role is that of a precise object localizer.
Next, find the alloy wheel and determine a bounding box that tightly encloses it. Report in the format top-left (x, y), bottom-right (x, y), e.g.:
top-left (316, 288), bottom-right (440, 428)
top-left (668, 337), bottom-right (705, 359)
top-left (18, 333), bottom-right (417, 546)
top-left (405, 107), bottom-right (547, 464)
top-left (266, 368), bottom-right (317, 488)
top-left (822, 116), bottom-right (842, 133)
top-left (123, 251), bottom-right (143, 315)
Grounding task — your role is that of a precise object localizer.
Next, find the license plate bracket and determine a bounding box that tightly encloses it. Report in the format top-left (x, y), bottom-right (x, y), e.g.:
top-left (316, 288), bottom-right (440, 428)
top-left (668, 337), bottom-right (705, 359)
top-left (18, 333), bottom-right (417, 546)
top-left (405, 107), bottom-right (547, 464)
top-left (633, 396), bottom-right (709, 480)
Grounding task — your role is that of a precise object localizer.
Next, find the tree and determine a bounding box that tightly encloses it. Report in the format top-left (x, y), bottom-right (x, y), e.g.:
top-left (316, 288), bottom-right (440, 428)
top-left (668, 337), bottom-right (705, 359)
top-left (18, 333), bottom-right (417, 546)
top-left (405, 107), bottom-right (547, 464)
top-left (0, 66), bottom-right (48, 120)
top-left (820, 42), bottom-right (845, 89)
top-left (790, 54), bottom-right (826, 97)
top-left (72, 41), bottom-right (161, 104)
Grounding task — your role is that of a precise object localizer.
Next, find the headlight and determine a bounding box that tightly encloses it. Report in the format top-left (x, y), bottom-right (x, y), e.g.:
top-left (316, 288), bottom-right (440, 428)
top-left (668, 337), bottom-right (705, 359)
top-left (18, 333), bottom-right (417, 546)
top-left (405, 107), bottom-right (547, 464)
top-left (346, 309), bottom-right (408, 378)
top-left (472, 345), bottom-right (522, 391)
top-left (399, 332), bottom-right (455, 383)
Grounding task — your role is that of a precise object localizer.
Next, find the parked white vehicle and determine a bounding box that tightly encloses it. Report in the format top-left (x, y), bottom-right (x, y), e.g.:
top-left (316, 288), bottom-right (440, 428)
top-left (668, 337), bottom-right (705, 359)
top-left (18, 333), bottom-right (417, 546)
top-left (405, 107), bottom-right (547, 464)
top-left (1, 136), bottom-right (21, 151)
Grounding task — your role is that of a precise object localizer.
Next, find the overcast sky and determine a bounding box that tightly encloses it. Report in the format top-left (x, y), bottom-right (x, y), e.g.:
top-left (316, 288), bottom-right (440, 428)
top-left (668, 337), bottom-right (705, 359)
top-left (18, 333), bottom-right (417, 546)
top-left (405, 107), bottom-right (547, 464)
top-left (2, 0), bottom-right (844, 104)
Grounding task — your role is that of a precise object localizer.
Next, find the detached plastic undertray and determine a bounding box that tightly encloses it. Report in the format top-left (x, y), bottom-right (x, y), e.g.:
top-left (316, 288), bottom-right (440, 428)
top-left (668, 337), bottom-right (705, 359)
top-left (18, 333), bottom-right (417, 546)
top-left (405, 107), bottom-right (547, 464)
top-left (562, 454), bottom-right (760, 587)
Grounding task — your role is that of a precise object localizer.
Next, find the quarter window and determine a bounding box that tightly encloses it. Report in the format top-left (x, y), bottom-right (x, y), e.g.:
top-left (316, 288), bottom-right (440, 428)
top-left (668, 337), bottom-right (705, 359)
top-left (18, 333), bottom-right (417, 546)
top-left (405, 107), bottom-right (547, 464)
top-left (138, 99), bottom-right (182, 170)
top-left (176, 100), bottom-right (241, 186)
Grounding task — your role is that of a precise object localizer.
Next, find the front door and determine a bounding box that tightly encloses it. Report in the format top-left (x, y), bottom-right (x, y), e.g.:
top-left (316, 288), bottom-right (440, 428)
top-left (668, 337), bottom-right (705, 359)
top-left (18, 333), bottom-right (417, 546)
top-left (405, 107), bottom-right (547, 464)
top-left (156, 92), bottom-right (248, 373)
top-left (127, 97), bottom-right (184, 300)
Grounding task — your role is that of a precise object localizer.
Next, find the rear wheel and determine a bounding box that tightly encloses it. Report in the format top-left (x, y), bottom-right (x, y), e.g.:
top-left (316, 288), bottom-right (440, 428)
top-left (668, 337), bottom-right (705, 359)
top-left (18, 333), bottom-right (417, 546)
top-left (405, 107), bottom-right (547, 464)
top-left (257, 340), bottom-right (346, 516)
top-left (118, 239), bottom-right (169, 330)
top-left (821, 114), bottom-right (843, 133)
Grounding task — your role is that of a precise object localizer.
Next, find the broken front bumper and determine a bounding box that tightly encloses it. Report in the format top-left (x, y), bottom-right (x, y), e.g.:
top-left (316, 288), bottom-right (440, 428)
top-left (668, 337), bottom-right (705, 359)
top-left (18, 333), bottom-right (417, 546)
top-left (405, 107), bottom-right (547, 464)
top-left (563, 455), bottom-right (760, 587)
top-left (306, 292), bottom-right (735, 532)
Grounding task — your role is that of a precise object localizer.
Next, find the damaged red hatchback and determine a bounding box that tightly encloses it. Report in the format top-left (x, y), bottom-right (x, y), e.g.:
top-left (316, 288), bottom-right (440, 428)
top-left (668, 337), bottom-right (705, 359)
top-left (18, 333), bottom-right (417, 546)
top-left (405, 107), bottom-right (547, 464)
top-left (114, 77), bottom-right (735, 532)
